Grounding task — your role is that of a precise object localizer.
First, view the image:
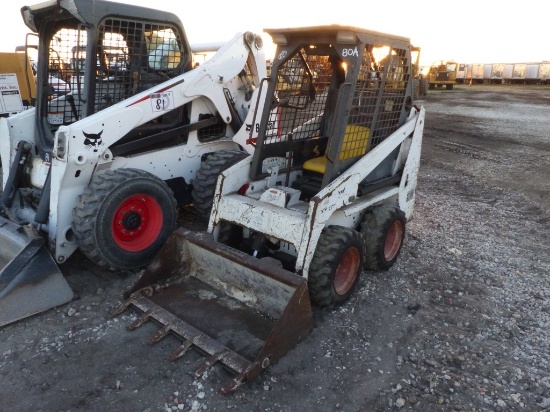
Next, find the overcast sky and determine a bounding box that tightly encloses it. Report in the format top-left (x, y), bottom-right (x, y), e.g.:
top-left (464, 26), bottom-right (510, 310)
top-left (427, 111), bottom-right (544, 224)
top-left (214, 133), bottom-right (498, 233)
top-left (2, 0), bottom-right (547, 66)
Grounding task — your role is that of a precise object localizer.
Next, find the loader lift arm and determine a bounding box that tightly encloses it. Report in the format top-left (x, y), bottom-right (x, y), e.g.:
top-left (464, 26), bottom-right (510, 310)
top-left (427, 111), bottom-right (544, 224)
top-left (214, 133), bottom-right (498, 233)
top-left (54, 31), bottom-right (264, 158)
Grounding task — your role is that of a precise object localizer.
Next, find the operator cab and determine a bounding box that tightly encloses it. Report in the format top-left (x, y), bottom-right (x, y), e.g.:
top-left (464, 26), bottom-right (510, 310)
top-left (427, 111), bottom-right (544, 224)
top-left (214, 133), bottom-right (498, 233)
top-left (21, 0), bottom-right (192, 157)
top-left (250, 26), bottom-right (415, 200)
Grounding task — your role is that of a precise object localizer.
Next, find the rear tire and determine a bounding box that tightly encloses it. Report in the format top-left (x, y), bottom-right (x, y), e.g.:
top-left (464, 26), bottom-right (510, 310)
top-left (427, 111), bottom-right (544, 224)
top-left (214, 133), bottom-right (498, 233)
top-left (419, 78), bottom-right (428, 96)
top-left (361, 204), bottom-right (406, 271)
top-left (412, 78), bottom-right (419, 100)
top-left (308, 226), bottom-right (365, 308)
top-left (73, 168), bottom-right (177, 271)
top-left (192, 150), bottom-right (248, 221)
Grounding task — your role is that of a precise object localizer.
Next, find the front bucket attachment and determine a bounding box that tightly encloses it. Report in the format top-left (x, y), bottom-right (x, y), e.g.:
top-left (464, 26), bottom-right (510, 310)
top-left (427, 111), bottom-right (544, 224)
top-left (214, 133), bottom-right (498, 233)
top-left (113, 227), bottom-right (313, 394)
top-left (0, 216), bottom-right (74, 327)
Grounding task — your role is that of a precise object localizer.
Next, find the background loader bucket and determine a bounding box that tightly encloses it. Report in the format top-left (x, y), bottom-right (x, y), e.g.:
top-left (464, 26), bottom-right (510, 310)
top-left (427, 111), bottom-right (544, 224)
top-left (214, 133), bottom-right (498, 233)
top-left (114, 227), bottom-right (313, 394)
top-left (0, 217), bottom-right (74, 327)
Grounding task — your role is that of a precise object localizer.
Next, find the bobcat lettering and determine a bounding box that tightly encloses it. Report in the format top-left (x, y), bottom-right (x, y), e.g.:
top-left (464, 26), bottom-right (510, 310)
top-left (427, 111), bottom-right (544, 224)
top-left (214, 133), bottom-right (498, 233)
top-left (83, 130), bottom-right (103, 152)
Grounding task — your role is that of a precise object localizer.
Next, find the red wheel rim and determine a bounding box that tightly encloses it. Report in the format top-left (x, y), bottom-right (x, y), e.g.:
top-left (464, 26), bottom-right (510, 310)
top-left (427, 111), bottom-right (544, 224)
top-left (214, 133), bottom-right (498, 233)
top-left (333, 247), bottom-right (361, 295)
top-left (112, 194), bottom-right (163, 252)
top-left (384, 220), bottom-right (404, 261)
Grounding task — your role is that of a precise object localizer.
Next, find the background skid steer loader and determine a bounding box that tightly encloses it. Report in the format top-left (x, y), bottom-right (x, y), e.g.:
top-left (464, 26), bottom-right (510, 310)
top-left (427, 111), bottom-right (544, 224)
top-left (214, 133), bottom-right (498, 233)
top-left (116, 26), bottom-right (425, 393)
top-left (0, 0), bottom-right (268, 326)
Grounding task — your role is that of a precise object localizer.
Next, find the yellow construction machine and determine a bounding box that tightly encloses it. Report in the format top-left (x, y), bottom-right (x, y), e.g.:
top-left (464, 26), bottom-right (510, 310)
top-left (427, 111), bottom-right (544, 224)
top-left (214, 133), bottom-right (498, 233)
top-left (427, 60), bottom-right (458, 90)
top-left (0, 46), bottom-right (36, 115)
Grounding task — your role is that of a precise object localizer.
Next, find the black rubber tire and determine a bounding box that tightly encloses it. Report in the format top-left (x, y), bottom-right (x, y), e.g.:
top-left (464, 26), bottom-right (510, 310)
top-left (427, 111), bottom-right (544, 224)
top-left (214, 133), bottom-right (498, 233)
top-left (192, 150), bottom-right (248, 221)
top-left (446, 84), bottom-right (454, 90)
top-left (308, 226), bottom-right (365, 308)
top-left (428, 83), bottom-right (435, 90)
top-left (73, 168), bottom-right (177, 271)
top-left (361, 204), bottom-right (406, 271)
top-left (419, 78), bottom-right (428, 96)
top-left (412, 78), bottom-right (419, 100)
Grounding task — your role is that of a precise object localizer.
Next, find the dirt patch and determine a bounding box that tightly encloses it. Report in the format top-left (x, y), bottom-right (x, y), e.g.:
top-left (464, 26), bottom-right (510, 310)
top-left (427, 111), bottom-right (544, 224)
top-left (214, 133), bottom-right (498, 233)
top-left (1, 84), bottom-right (550, 411)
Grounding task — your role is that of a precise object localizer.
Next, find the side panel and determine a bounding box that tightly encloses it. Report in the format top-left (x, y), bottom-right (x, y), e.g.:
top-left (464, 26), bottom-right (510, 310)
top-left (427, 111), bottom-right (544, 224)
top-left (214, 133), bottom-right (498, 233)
top-left (525, 64), bottom-right (539, 80)
top-left (491, 63), bottom-right (504, 78)
top-left (465, 64), bottom-right (473, 79)
top-left (503, 64), bottom-right (514, 80)
top-left (456, 63), bottom-right (467, 80)
top-left (539, 64), bottom-right (550, 81)
top-left (472, 64), bottom-right (484, 80)
top-left (512, 63), bottom-right (526, 80)
top-left (483, 64), bottom-right (492, 79)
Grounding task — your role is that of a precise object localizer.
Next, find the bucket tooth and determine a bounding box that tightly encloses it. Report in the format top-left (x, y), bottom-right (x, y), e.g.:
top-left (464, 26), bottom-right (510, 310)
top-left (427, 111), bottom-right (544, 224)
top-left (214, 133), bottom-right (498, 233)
top-left (128, 309), bottom-right (153, 330)
top-left (219, 376), bottom-right (245, 395)
top-left (148, 325), bottom-right (171, 345)
top-left (170, 339), bottom-right (195, 361)
top-left (194, 349), bottom-right (230, 378)
top-left (218, 365), bottom-right (257, 395)
top-left (111, 300), bottom-right (134, 317)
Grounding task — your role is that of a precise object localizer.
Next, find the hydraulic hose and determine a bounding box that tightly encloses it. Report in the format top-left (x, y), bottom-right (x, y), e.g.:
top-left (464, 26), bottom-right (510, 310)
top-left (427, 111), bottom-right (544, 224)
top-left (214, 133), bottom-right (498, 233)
top-left (0, 141), bottom-right (32, 208)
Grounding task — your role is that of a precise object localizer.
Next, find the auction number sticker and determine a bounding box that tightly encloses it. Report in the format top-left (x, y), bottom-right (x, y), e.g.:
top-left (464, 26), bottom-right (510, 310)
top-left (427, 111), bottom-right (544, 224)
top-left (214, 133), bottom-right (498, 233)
top-left (150, 92), bottom-right (174, 112)
top-left (0, 74), bottom-right (23, 115)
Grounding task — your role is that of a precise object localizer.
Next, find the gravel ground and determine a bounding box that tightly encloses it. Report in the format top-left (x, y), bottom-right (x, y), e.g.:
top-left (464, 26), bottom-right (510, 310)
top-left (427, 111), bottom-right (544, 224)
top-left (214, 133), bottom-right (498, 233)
top-left (1, 84), bottom-right (549, 411)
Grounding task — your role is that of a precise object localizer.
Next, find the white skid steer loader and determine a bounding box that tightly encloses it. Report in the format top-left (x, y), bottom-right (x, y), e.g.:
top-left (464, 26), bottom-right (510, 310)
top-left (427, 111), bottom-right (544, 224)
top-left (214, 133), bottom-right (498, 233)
top-left (0, 0), bottom-right (269, 326)
top-left (115, 26), bottom-right (425, 393)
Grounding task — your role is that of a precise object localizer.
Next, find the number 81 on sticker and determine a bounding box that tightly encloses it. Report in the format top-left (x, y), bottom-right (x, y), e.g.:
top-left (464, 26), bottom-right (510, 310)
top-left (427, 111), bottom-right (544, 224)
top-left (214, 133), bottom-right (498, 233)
top-left (150, 92), bottom-right (174, 112)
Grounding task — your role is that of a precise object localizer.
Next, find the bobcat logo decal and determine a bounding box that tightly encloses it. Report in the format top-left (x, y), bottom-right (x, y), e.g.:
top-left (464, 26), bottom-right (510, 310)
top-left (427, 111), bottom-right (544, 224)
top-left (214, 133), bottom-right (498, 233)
top-left (83, 130), bottom-right (103, 152)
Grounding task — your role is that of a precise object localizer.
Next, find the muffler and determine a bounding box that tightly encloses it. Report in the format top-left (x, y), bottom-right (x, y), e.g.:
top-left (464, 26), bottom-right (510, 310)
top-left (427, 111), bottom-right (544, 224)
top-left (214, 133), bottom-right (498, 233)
top-left (0, 216), bottom-right (74, 327)
top-left (113, 227), bottom-right (313, 394)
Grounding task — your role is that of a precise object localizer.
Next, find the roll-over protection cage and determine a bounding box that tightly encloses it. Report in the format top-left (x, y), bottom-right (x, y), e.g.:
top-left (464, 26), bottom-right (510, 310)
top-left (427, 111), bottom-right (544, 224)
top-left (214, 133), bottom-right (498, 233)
top-left (250, 26), bottom-right (414, 192)
top-left (21, 0), bottom-right (192, 155)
